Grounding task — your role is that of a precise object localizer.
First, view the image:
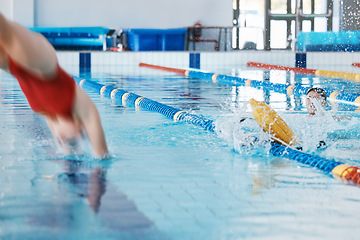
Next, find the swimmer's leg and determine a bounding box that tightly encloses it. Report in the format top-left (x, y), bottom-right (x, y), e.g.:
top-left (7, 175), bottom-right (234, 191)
top-left (0, 12), bottom-right (57, 77)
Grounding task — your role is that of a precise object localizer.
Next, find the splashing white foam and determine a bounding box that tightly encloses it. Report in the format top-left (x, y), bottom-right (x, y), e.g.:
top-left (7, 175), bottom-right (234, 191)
top-left (215, 98), bottom-right (360, 164)
top-left (214, 104), bottom-right (271, 154)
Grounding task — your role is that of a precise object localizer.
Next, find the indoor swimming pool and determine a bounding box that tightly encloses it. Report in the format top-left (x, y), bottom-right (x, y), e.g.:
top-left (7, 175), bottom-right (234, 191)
top-left (1, 53), bottom-right (360, 240)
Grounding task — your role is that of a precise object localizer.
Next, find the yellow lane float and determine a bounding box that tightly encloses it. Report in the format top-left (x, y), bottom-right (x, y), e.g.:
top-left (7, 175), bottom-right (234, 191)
top-left (250, 98), bottom-right (300, 146)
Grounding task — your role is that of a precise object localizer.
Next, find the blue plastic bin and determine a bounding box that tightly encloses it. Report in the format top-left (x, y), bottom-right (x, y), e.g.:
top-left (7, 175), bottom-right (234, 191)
top-left (29, 27), bottom-right (111, 50)
top-left (297, 31), bottom-right (360, 52)
top-left (126, 28), bottom-right (187, 51)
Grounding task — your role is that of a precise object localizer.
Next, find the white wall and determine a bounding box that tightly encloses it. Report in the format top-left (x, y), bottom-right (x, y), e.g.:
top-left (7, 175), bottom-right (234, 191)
top-left (0, 0), bottom-right (34, 27)
top-left (0, 0), bottom-right (12, 19)
top-left (33, 0), bottom-right (232, 29)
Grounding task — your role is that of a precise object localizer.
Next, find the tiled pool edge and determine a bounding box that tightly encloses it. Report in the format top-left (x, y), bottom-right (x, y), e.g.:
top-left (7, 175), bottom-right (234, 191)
top-left (56, 51), bottom-right (360, 75)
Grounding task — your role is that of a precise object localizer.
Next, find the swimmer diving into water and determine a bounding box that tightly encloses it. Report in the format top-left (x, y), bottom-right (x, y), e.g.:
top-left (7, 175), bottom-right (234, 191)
top-left (0, 13), bottom-right (108, 158)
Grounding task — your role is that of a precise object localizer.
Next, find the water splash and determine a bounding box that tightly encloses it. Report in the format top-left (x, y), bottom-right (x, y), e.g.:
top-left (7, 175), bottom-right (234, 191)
top-left (214, 104), bottom-right (271, 155)
top-left (215, 96), bottom-right (360, 166)
top-left (286, 101), bottom-right (360, 162)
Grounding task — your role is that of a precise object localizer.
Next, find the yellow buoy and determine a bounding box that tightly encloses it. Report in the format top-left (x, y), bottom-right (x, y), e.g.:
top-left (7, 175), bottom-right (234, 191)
top-left (250, 98), bottom-right (299, 146)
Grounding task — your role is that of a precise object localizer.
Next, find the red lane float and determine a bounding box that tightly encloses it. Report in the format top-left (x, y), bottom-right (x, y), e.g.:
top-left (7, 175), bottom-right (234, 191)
top-left (247, 62), bottom-right (360, 82)
top-left (352, 63), bottom-right (360, 68)
top-left (247, 62), bottom-right (316, 75)
top-left (139, 63), bottom-right (187, 75)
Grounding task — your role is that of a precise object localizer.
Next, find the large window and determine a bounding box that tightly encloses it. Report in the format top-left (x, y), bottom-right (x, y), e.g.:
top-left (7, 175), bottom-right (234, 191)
top-left (237, 0), bottom-right (265, 50)
top-left (237, 0), bottom-right (332, 50)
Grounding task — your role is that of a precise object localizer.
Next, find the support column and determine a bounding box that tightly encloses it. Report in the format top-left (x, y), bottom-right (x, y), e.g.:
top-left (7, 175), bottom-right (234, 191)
top-left (295, 52), bottom-right (306, 68)
top-left (189, 53), bottom-right (200, 69)
top-left (264, 0), bottom-right (271, 50)
top-left (232, 0), bottom-right (240, 50)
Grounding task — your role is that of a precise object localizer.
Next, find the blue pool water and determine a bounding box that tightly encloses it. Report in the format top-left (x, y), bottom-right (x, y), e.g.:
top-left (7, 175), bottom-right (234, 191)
top-left (1, 64), bottom-right (360, 240)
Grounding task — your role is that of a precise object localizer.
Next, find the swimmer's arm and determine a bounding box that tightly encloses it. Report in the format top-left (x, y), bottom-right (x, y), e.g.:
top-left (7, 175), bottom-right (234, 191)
top-left (75, 86), bottom-right (109, 158)
top-left (84, 105), bottom-right (109, 158)
top-left (45, 117), bottom-right (71, 154)
top-left (332, 115), bottom-right (352, 121)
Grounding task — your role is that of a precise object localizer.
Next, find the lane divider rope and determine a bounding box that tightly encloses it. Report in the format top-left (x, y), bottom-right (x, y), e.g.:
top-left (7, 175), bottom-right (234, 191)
top-left (139, 62), bottom-right (360, 106)
top-left (74, 76), bottom-right (360, 186)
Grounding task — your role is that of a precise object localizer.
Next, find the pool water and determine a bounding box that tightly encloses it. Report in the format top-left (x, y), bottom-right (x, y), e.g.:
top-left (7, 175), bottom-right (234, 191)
top-left (1, 65), bottom-right (360, 240)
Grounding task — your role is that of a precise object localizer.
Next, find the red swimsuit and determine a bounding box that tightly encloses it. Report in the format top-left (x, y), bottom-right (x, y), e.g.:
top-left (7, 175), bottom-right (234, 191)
top-left (9, 58), bottom-right (76, 119)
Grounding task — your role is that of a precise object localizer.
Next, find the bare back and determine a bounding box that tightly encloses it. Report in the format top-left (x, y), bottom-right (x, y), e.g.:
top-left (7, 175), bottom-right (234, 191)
top-left (0, 13), bottom-right (57, 79)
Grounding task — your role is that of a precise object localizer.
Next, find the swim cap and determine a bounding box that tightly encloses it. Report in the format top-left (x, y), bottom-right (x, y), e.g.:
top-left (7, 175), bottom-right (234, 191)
top-left (306, 87), bottom-right (327, 101)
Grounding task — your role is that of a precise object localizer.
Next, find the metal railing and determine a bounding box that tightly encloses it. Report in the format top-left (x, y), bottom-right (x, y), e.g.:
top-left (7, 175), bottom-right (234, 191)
top-left (186, 26), bottom-right (233, 51)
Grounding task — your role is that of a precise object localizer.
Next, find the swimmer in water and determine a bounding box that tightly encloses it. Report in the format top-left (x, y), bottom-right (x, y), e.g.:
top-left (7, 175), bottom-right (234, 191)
top-left (306, 87), bottom-right (351, 121)
top-left (305, 87), bottom-right (328, 116)
top-left (0, 13), bottom-right (108, 158)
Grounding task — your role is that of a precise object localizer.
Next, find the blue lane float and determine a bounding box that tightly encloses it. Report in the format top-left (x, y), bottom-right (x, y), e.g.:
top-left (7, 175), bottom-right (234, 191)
top-left (139, 63), bottom-right (360, 106)
top-left (270, 143), bottom-right (342, 173)
top-left (74, 76), bottom-right (357, 181)
top-left (190, 69), bottom-right (360, 104)
top-left (74, 77), bottom-right (215, 131)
